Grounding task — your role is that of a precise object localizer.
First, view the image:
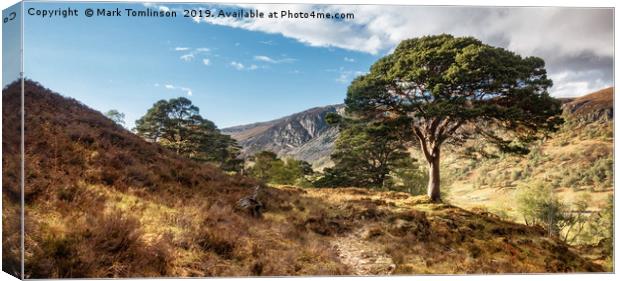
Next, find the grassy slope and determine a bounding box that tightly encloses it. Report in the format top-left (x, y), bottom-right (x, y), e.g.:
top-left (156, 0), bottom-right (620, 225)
top-left (2, 81), bottom-right (605, 277)
top-left (444, 88), bottom-right (613, 219)
top-left (288, 187), bottom-right (601, 274)
top-left (445, 121), bottom-right (612, 219)
top-left (443, 88), bottom-right (613, 269)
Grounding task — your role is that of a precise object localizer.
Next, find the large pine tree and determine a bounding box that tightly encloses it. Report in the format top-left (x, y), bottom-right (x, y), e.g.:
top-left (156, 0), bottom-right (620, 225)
top-left (345, 34), bottom-right (562, 201)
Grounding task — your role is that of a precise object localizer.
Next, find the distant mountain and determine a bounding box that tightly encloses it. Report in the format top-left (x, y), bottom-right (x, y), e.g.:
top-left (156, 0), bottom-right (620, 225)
top-left (561, 87), bottom-right (613, 122)
top-left (224, 88), bottom-right (614, 168)
top-left (222, 104), bottom-right (344, 168)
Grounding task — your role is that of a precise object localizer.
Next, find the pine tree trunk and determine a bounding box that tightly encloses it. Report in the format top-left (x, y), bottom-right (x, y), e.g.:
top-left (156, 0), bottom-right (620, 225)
top-left (427, 155), bottom-right (441, 202)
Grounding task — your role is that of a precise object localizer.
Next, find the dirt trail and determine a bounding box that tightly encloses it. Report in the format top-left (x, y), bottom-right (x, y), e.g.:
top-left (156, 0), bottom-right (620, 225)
top-left (331, 227), bottom-right (395, 275)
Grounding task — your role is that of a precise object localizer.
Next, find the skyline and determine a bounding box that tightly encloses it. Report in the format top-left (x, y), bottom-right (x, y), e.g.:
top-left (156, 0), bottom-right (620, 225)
top-left (6, 2), bottom-right (615, 129)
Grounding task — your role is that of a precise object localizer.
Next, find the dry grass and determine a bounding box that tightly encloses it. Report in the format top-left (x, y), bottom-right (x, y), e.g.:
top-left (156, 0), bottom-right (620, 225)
top-left (2, 80), bottom-right (607, 277)
top-left (299, 187), bottom-right (602, 274)
top-left (441, 88), bottom-right (614, 271)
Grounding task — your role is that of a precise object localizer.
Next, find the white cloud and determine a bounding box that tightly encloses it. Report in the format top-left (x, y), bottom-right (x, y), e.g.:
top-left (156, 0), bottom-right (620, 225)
top-left (344, 57), bottom-right (355, 62)
top-left (202, 58), bottom-right (210, 65)
top-left (180, 87), bottom-right (193, 96)
top-left (143, 3), bottom-right (170, 13)
top-left (231, 61), bottom-right (259, 71)
top-left (201, 5), bottom-right (612, 57)
top-left (161, 83), bottom-right (193, 96)
top-left (231, 61), bottom-right (245, 70)
top-left (180, 53), bottom-right (194, 61)
top-left (549, 70), bottom-right (611, 98)
top-left (254, 55), bottom-right (295, 64)
top-left (254, 55), bottom-right (275, 63)
top-left (196, 4), bottom-right (612, 97)
top-left (332, 67), bottom-right (366, 84)
top-left (230, 61), bottom-right (259, 71)
top-left (176, 47), bottom-right (211, 62)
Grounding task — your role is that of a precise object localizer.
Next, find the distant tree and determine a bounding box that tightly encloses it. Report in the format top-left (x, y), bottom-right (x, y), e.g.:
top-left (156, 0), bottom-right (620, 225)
top-left (297, 160), bottom-right (314, 176)
top-left (105, 109), bottom-right (125, 126)
top-left (516, 181), bottom-right (568, 236)
top-left (345, 34), bottom-right (562, 201)
top-left (248, 151), bottom-right (313, 185)
top-left (517, 182), bottom-right (612, 245)
top-left (135, 97), bottom-right (240, 170)
top-left (315, 117), bottom-right (413, 189)
top-left (194, 129), bottom-right (242, 169)
top-left (135, 97), bottom-right (201, 155)
top-left (273, 158), bottom-right (313, 185)
top-left (249, 151), bottom-right (280, 181)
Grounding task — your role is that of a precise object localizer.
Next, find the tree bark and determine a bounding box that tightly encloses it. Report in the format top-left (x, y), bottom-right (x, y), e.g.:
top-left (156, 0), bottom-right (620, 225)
top-left (427, 154), bottom-right (441, 202)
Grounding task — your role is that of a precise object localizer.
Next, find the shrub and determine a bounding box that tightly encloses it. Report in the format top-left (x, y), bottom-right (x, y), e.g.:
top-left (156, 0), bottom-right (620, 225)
top-left (516, 181), bottom-right (568, 236)
top-left (586, 195), bottom-right (613, 256)
top-left (248, 152), bottom-right (313, 185)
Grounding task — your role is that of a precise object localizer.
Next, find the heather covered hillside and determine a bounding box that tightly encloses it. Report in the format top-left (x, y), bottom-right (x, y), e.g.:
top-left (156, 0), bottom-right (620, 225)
top-left (1, 80), bottom-right (606, 278)
top-left (444, 88), bottom-right (613, 217)
top-left (443, 87), bottom-right (614, 268)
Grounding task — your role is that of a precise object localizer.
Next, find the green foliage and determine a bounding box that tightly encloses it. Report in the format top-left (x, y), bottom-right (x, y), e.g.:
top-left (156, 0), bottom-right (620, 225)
top-left (384, 157), bottom-right (428, 195)
top-left (587, 195), bottom-right (613, 256)
top-left (515, 181), bottom-right (599, 243)
top-left (344, 34), bottom-right (562, 201)
top-left (105, 109), bottom-right (126, 126)
top-left (135, 97), bottom-right (241, 171)
top-left (249, 151), bottom-right (279, 181)
top-left (248, 151), bottom-right (313, 185)
top-left (588, 156), bottom-right (613, 186)
top-left (516, 181), bottom-right (566, 235)
top-left (315, 118), bottom-right (413, 189)
top-left (466, 128), bottom-right (612, 191)
top-left (555, 155), bottom-right (612, 191)
top-left (324, 112), bottom-right (342, 125)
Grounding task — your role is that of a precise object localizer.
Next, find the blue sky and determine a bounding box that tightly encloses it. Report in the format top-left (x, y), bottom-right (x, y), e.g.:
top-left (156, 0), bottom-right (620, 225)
top-left (19, 2), bottom-right (377, 128)
top-left (13, 2), bottom-right (614, 129)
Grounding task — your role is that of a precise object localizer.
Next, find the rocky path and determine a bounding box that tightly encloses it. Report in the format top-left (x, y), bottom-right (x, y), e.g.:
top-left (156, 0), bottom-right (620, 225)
top-left (331, 227), bottom-right (395, 275)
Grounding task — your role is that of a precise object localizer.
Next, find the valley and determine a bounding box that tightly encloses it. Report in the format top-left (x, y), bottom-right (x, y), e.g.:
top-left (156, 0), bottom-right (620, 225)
top-left (1, 80), bottom-right (613, 277)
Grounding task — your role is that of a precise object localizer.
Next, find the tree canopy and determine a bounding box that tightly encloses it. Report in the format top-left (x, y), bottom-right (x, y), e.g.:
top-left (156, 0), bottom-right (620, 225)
top-left (105, 109), bottom-right (126, 126)
top-left (345, 34), bottom-right (563, 201)
top-left (315, 116), bottom-right (418, 189)
top-left (248, 151), bottom-right (313, 186)
top-left (135, 97), bottom-right (241, 171)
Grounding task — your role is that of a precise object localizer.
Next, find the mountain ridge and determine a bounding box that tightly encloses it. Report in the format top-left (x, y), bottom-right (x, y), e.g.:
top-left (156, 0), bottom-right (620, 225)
top-left (562, 87), bottom-right (613, 122)
top-left (221, 88), bottom-right (614, 168)
top-left (222, 104), bottom-right (344, 167)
